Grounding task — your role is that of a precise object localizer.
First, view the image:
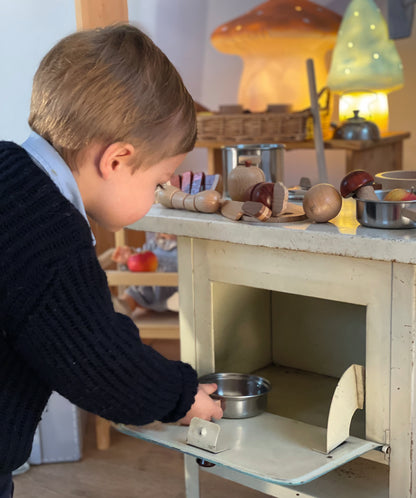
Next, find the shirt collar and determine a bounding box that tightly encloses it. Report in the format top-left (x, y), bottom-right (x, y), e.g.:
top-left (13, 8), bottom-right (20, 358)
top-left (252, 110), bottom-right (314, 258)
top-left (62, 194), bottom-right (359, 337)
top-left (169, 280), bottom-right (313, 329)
top-left (21, 132), bottom-right (95, 245)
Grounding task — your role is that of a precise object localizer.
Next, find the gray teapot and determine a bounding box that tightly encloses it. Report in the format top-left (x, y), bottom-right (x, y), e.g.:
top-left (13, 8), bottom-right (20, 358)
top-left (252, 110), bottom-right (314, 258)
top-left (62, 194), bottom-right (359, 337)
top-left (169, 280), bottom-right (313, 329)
top-left (332, 110), bottom-right (380, 141)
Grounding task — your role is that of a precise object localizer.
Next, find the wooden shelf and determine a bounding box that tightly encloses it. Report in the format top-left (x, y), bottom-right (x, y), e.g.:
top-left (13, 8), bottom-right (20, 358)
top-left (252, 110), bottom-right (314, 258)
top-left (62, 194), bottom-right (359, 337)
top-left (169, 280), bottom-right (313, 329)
top-left (133, 311), bottom-right (179, 340)
top-left (106, 270), bottom-right (178, 287)
top-left (196, 132), bottom-right (411, 177)
top-left (196, 132), bottom-right (410, 151)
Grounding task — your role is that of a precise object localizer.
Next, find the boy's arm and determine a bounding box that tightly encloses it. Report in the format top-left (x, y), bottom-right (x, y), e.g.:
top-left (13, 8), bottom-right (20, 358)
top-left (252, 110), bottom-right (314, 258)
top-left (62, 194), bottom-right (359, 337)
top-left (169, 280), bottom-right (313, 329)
top-left (9, 248), bottom-right (199, 426)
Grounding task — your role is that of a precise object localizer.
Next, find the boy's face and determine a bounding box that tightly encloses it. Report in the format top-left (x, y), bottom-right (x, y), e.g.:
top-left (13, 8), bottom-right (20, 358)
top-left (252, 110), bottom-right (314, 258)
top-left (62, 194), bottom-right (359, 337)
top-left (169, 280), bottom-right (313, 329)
top-left (84, 150), bottom-right (186, 232)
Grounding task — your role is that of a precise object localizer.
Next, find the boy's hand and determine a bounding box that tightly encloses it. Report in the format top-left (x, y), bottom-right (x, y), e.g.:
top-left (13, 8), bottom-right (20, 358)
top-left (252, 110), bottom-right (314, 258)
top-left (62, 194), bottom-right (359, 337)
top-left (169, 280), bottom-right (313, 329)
top-left (179, 383), bottom-right (223, 425)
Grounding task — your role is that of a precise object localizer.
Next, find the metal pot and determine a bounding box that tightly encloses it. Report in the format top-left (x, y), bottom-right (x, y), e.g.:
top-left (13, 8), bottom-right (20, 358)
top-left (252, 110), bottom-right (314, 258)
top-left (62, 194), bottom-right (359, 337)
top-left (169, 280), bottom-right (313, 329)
top-left (221, 144), bottom-right (285, 199)
top-left (199, 372), bottom-right (271, 419)
top-left (332, 110), bottom-right (380, 141)
top-left (356, 190), bottom-right (416, 229)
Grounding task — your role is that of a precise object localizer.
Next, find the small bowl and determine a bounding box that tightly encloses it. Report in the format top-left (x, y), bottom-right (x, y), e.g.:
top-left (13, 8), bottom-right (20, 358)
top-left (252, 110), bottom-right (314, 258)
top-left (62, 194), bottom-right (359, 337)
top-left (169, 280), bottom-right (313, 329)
top-left (356, 190), bottom-right (416, 229)
top-left (198, 372), bottom-right (271, 419)
top-left (375, 170), bottom-right (416, 191)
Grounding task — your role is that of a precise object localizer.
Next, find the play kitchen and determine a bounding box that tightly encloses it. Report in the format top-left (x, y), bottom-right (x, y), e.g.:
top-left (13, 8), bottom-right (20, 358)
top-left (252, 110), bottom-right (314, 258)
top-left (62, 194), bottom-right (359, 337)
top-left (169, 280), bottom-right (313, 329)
top-left (156, 143), bottom-right (416, 229)
top-left (114, 155), bottom-right (416, 497)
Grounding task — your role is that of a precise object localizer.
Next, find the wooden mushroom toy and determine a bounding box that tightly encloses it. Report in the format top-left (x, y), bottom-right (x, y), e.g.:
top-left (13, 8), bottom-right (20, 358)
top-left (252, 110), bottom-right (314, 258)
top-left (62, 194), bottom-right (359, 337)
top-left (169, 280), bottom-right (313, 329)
top-left (302, 183), bottom-right (342, 223)
top-left (340, 170), bottom-right (378, 201)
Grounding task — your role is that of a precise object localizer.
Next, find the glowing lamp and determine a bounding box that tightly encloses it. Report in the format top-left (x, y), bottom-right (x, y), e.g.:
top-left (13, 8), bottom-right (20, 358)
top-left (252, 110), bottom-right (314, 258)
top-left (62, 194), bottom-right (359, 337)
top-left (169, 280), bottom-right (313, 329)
top-left (211, 0), bottom-right (341, 112)
top-left (327, 0), bottom-right (404, 134)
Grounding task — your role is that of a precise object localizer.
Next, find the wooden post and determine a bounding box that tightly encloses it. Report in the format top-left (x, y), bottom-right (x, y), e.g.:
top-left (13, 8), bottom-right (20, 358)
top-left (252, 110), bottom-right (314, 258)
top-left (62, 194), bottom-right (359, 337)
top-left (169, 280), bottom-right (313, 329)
top-left (75, 0), bottom-right (128, 30)
top-left (74, 0), bottom-right (129, 451)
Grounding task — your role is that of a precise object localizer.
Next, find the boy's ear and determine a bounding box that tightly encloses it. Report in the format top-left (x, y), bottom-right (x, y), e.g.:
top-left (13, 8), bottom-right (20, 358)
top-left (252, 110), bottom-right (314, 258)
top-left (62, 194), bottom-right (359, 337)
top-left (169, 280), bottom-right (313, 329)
top-left (98, 142), bottom-right (135, 179)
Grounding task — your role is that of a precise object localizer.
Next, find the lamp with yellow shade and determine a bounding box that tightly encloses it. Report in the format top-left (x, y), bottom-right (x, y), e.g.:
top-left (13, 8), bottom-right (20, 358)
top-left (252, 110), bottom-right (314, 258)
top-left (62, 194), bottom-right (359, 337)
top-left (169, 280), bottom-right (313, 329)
top-left (327, 0), bottom-right (404, 134)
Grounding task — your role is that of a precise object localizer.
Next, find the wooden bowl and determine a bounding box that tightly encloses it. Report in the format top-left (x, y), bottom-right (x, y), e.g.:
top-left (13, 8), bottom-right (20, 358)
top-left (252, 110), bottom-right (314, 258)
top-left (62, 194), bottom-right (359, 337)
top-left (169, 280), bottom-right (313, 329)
top-left (375, 171), bottom-right (416, 191)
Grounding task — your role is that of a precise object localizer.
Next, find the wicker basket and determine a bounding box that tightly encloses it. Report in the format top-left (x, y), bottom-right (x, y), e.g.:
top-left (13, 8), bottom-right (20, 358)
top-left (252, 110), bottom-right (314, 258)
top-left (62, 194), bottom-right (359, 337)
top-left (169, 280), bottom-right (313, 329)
top-left (197, 110), bottom-right (312, 142)
top-left (197, 88), bottom-right (332, 143)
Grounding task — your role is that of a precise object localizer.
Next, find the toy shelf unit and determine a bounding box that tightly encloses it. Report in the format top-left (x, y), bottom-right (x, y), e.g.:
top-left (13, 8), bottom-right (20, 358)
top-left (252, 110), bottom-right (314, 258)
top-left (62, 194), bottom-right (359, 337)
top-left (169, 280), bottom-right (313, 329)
top-left (98, 228), bottom-right (179, 341)
top-left (115, 202), bottom-right (416, 498)
top-left (96, 227), bottom-right (179, 451)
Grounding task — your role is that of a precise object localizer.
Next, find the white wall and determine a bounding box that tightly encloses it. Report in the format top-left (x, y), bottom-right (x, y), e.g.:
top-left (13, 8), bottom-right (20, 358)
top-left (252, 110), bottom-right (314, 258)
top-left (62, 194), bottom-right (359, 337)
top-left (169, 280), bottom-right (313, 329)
top-left (0, 0), bottom-right (76, 143)
top-left (0, 0), bottom-right (414, 187)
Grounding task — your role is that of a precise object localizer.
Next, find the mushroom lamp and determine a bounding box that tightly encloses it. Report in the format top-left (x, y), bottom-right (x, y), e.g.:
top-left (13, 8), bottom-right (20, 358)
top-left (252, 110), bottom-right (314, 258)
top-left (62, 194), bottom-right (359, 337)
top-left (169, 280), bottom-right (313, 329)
top-left (210, 0), bottom-right (342, 112)
top-left (327, 0), bottom-right (404, 133)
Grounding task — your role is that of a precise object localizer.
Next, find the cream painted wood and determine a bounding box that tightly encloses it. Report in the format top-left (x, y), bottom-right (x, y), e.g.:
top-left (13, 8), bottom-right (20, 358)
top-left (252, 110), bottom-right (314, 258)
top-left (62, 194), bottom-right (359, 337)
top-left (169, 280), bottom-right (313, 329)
top-left (189, 238), bottom-right (391, 446)
top-left (127, 203), bottom-right (416, 497)
top-left (390, 262), bottom-right (416, 497)
top-left (184, 454), bottom-right (200, 498)
top-left (325, 365), bottom-right (364, 454)
top-left (117, 416), bottom-right (380, 486)
top-left (178, 238), bottom-right (197, 368)
top-left (204, 458), bottom-right (388, 498)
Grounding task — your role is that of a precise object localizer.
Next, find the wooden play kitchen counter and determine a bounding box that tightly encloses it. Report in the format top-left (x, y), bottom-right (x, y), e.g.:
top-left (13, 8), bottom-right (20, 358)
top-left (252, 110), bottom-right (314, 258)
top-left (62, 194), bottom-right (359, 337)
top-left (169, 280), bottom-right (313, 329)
top-left (121, 199), bottom-right (416, 498)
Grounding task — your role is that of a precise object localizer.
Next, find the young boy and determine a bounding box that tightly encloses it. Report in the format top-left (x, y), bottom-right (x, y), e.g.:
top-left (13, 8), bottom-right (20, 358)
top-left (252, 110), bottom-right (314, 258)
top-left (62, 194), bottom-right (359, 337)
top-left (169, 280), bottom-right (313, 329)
top-left (0, 24), bottom-right (222, 496)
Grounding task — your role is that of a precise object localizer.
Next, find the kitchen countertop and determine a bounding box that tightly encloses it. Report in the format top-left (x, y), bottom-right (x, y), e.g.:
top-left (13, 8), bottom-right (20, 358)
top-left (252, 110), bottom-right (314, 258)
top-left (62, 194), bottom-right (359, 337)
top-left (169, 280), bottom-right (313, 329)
top-left (129, 198), bottom-right (416, 264)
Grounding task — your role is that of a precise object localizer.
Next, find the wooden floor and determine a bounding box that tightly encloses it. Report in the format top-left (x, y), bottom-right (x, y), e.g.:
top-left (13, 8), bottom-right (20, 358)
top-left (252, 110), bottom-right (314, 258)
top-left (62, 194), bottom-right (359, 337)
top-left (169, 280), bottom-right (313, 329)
top-left (13, 340), bottom-right (268, 497)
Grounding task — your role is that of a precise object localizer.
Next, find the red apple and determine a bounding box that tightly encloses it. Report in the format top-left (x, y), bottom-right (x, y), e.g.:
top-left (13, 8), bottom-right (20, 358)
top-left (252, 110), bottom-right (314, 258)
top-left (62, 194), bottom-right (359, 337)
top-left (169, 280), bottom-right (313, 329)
top-left (404, 192), bottom-right (416, 201)
top-left (127, 251), bottom-right (158, 272)
top-left (384, 188), bottom-right (416, 202)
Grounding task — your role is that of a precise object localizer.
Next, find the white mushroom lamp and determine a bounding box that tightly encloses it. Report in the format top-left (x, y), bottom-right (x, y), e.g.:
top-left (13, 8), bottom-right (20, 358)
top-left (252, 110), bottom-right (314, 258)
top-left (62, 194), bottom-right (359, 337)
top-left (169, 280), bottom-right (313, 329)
top-left (210, 0), bottom-right (341, 112)
top-left (327, 0), bottom-right (404, 133)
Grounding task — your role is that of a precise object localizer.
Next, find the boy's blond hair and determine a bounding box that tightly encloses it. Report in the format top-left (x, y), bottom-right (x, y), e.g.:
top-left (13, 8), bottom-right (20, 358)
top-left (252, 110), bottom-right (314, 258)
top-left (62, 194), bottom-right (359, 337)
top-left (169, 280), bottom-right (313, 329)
top-left (29, 24), bottom-right (196, 170)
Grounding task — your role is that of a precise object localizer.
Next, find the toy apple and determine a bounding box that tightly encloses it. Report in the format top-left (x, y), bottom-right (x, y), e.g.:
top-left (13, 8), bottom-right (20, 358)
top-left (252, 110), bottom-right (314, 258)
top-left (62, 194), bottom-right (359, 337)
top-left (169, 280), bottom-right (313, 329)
top-left (244, 181), bottom-right (288, 216)
top-left (384, 188), bottom-right (416, 202)
top-left (127, 251), bottom-right (158, 272)
top-left (228, 158), bottom-right (265, 201)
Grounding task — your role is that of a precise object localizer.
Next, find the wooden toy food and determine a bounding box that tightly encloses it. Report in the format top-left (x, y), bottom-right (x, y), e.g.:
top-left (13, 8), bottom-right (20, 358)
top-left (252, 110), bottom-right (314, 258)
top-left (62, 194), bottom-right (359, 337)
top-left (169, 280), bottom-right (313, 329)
top-left (244, 181), bottom-right (288, 216)
top-left (228, 155), bottom-right (266, 201)
top-left (340, 170), bottom-right (378, 201)
top-left (156, 186), bottom-right (221, 214)
top-left (302, 183), bottom-right (342, 223)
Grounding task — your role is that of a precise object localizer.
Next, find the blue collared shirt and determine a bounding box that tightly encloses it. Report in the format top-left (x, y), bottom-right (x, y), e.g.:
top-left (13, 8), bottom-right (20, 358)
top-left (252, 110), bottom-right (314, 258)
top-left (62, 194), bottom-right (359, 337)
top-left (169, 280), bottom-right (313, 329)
top-left (21, 132), bottom-right (95, 245)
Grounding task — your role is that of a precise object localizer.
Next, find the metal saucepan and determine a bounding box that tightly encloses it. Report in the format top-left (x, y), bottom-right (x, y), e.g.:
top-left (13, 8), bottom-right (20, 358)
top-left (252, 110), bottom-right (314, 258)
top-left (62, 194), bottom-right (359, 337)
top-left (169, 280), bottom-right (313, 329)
top-left (356, 190), bottom-right (416, 229)
top-left (199, 372), bottom-right (271, 419)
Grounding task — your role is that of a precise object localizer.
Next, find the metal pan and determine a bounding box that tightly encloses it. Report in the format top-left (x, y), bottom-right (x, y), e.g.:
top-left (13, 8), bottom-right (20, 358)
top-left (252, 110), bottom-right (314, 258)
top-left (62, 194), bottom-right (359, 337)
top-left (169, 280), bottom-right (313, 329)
top-left (356, 190), bottom-right (416, 229)
top-left (198, 372), bottom-right (271, 419)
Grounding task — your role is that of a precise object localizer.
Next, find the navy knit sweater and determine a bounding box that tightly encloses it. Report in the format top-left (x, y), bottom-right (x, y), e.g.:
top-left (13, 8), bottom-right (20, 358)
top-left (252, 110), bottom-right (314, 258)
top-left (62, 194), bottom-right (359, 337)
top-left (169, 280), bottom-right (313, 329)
top-left (0, 142), bottom-right (198, 473)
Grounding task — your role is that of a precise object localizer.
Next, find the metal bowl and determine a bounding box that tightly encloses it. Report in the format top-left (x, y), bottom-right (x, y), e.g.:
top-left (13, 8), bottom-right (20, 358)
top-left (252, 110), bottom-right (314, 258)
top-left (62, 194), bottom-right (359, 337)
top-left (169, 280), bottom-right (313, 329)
top-left (356, 190), bottom-right (416, 229)
top-left (198, 372), bottom-right (271, 419)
